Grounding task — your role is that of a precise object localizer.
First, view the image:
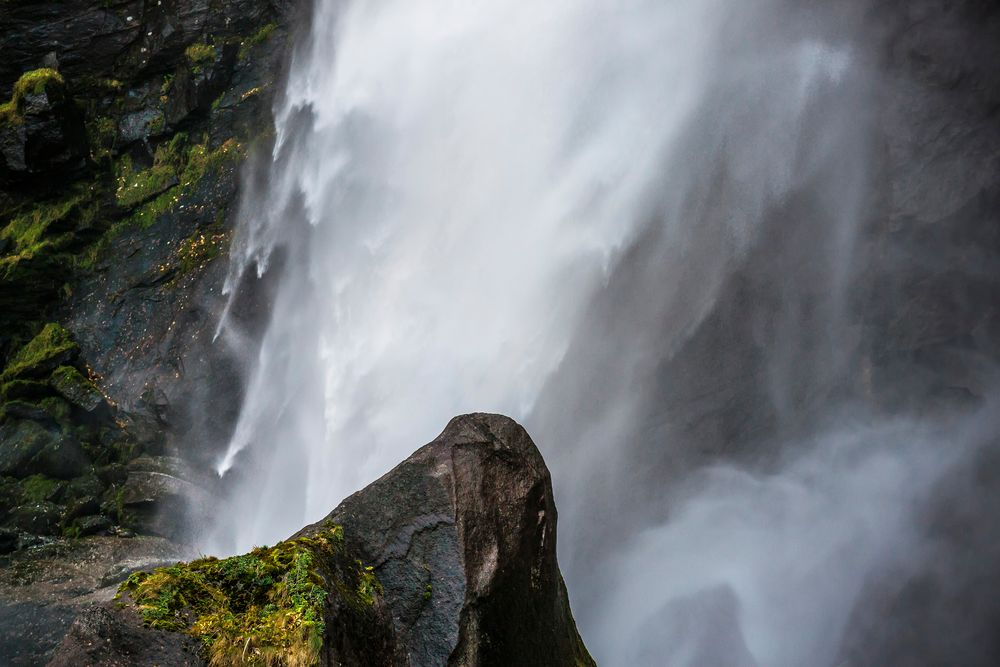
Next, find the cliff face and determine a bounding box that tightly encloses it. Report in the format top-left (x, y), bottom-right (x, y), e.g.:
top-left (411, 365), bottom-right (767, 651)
top-left (50, 414), bottom-right (594, 667)
top-left (0, 0), bottom-right (294, 553)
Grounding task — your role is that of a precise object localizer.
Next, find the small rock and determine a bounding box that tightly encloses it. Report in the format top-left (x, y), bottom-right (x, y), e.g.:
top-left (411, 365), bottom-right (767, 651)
top-left (9, 501), bottom-right (62, 534)
top-left (49, 365), bottom-right (110, 417)
top-left (75, 514), bottom-right (112, 536)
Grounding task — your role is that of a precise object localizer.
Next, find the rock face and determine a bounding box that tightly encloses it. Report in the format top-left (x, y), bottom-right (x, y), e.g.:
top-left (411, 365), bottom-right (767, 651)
top-left (1, 0), bottom-right (293, 550)
top-left (49, 414), bottom-right (594, 666)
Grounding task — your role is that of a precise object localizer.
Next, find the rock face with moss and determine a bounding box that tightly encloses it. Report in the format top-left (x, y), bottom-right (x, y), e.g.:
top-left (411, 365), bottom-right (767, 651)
top-left (50, 414), bottom-right (595, 666)
top-left (0, 0), bottom-right (293, 551)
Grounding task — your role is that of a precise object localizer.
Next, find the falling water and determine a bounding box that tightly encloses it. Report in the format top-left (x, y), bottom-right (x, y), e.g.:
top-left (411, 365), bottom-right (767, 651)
top-left (208, 0), bottom-right (996, 664)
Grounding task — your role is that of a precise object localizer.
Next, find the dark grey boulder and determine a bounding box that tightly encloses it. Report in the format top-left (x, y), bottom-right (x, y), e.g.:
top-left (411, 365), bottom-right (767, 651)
top-left (49, 414), bottom-right (593, 667)
top-left (298, 412), bottom-right (595, 667)
top-left (49, 366), bottom-right (110, 417)
top-left (9, 500), bottom-right (62, 534)
top-left (0, 418), bottom-right (87, 479)
top-left (0, 74), bottom-right (87, 178)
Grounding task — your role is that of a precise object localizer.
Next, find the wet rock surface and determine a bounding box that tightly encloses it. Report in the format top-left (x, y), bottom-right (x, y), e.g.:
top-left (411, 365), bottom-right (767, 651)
top-left (1, 0), bottom-right (292, 549)
top-left (298, 413), bottom-right (594, 667)
top-left (0, 535), bottom-right (192, 665)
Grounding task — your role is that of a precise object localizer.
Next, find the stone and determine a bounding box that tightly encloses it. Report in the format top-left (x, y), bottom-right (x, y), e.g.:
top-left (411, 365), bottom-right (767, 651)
top-left (297, 413), bottom-right (594, 667)
top-left (74, 514), bottom-right (112, 536)
top-left (0, 68), bottom-right (87, 179)
top-left (48, 604), bottom-right (205, 667)
top-left (49, 414), bottom-right (593, 666)
top-left (116, 456), bottom-right (214, 540)
top-left (9, 501), bottom-right (61, 534)
top-left (0, 527), bottom-right (17, 554)
top-left (49, 365), bottom-right (109, 417)
top-left (0, 419), bottom-right (87, 479)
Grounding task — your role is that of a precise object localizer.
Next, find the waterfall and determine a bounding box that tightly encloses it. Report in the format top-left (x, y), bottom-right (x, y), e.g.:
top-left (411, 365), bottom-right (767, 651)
top-left (208, 0), bottom-right (996, 664)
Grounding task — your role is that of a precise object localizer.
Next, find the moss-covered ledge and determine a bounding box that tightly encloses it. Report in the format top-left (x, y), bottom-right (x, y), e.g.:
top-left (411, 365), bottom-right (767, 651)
top-left (0, 67), bottom-right (64, 126)
top-left (117, 524), bottom-right (395, 667)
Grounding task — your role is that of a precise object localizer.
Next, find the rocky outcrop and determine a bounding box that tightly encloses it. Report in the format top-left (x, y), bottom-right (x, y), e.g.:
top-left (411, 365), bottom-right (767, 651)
top-left (1, 0), bottom-right (294, 548)
top-left (49, 414), bottom-right (595, 666)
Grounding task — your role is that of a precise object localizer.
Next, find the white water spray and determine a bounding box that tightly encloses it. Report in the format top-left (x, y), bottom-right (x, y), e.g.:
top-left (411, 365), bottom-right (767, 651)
top-left (208, 1), bottom-right (991, 664)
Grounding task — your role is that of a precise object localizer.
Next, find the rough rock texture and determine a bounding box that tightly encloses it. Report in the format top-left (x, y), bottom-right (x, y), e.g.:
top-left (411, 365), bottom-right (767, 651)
top-left (49, 414), bottom-right (594, 666)
top-left (0, 535), bottom-right (192, 665)
top-left (0, 1), bottom-right (297, 662)
top-left (299, 413), bottom-right (594, 667)
top-left (48, 604), bottom-right (205, 667)
top-left (0, 0), bottom-right (294, 550)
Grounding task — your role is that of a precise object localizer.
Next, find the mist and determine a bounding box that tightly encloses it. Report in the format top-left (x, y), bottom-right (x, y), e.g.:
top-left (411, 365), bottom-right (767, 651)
top-left (205, 0), bottom-right (1000, 664)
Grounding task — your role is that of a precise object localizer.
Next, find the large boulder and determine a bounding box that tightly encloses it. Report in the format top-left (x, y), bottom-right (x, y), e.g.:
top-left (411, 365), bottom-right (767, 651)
top-left (299, 412), bottom-right (594, 667)
top-left (49, 414), bottom-right (594, 666)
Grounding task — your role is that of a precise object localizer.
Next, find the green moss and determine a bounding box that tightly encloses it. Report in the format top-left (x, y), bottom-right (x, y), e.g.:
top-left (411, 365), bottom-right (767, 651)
top-left (49, 365), bottom-right (104, 410)
top-left (1, 194), bottom-right (82, 255)
top-left (239, 23), bottom-right (277, 61)
top-left (21, 474), bottom-right (59, 502)
top-left (118, 524), bottom-right (373, 666)
top-left (177, 225), bottom-right (229, 274)
top-left (15, 68), bottom-right (64, 96)
top-left (0, 379), bottom-right (50, 401)
top-left (185, 43), bottom-right (217, 74)
top-left (0, 68), bottom-right (64, 125)
top-left (115, 154), bottom-right (177, 208)
top-left (355, 561), bottom-right (380, 606)
top-left (0, 183), bottom-right (103, 282)
top-left (86, 115), bottom-right (117, 160)
top-left (1, 323), bottom-right (78, 381)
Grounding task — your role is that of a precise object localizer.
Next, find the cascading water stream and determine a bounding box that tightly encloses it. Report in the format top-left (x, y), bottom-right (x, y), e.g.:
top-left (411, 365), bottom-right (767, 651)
top-left (206, 1), bottom-right (996, 664)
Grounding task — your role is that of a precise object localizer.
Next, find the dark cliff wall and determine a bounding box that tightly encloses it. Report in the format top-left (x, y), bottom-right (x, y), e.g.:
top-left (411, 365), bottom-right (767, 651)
top-left (0, 0), bottom-right (298, 550)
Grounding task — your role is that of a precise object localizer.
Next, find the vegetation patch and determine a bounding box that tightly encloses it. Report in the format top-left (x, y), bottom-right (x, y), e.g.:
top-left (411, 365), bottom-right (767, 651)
top-left (0, 68), bottom-right (65, 125)
top-left (185, 43), bottom-right (217, 74)
top-left (20, 474), bottom-right (60, 503)
top-left (1, 323), bottom-right (78, 382)
top-left (239, 23), bottom-right (277, 61)
top-left (115, 154), bottom-right (177, 208)
top-left (119, 524), bottom-right (378, 667)
top-left (177, 225), bottom-right (230, 274)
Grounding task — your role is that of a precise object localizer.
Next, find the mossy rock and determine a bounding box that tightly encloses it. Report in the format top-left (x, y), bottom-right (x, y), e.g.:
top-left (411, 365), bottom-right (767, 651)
top-left (0, 68), bottom-right (65, 126)
top-left (0, 323), bottom-right (78, 381)
top-left (19, 473), bottom-right (64, 503)
top-left (8, 500), bottom-right (62, 534)
top-left (49, 365), bottom-right (106, 414)
top-left (118, 524), bottom-right (396, 666)
top-left (0, 418), bottom-right (87, 479)
top-left (0, 378), bottom-right (50, 401)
